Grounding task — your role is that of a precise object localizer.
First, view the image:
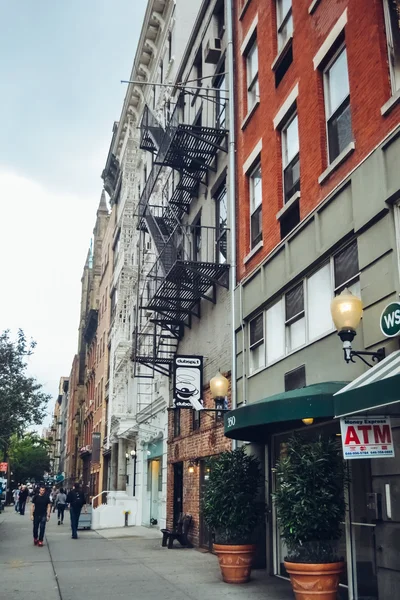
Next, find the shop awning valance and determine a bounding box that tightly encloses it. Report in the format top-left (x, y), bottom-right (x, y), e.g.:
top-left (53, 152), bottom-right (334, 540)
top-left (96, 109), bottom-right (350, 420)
top-left (224, 382), bottom-right (347, 441)
top-left (334, 350), bottom-right (400, 418)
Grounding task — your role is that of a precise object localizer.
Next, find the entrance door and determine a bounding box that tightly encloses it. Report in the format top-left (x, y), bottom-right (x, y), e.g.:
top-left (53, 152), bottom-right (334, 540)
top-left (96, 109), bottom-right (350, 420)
top-left (173, 462), bottom-right (183, 527)
top-left (199, 460), bottom-right (212, 550)
top-left (349, 460), bottom-right (379, 600)
top-left (148, 458), bottom-right (162, 525)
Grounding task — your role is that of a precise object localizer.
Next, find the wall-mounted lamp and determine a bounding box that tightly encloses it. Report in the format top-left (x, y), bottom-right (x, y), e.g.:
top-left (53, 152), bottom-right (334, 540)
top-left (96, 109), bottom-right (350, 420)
top-left (210, 371), bottom-right (229, 421)
top-left (331, 289), bottom-right (385, 367)
top-left (187, 459), bottom-right (199, 474)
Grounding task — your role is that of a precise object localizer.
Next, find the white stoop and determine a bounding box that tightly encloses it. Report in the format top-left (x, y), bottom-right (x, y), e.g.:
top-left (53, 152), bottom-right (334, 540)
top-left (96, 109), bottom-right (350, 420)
top-left (92, 492), bottom-right (138, 530)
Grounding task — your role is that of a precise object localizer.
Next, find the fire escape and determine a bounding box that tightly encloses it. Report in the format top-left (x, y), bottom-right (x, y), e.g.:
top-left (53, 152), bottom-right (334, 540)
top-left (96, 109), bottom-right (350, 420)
top-left (132, 90), bottom-right (229, 377)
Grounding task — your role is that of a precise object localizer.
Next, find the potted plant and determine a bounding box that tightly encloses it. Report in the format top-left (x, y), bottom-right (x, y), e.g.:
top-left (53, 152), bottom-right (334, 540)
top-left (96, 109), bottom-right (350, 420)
top-left (273, 434), bottom-right (347, 600)
top-left (202, 447), bottom-right (264, 584)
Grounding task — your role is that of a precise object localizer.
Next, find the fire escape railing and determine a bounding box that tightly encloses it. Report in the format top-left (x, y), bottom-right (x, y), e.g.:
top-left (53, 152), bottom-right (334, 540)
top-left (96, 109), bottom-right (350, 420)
top-left (132, 90), bottom-right (229, 376)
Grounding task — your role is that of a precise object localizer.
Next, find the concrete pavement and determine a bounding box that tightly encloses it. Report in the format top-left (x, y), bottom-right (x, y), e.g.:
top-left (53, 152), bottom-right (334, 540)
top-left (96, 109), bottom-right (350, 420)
top-left (0, 507), bottom-right (294, 600)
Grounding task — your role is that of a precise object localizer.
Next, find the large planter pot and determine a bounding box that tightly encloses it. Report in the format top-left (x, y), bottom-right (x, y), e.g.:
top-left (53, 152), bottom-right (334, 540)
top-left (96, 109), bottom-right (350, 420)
top-left (214, 543), bottom-right (256, 584)
top-left (284, 561), bottom-right (345, 600)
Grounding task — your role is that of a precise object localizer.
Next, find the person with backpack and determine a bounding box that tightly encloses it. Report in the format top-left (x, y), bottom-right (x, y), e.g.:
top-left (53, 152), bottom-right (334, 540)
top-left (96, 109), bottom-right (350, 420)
top-left (55, 488), bottom-right (67, 525)
top-left (66, 483), bottom-right (87, 539)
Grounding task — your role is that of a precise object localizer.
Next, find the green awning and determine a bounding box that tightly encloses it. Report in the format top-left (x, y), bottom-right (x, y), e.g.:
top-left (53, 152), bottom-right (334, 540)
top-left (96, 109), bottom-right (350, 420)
top-left (334, 350), bottom-right (400, 418)
top-left (224, 382), bottom-right (348, 441)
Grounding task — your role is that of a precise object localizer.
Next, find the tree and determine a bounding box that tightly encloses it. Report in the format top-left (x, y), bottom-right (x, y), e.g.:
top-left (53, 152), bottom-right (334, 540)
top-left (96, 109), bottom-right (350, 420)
top-left (0, 329), bottom-right (50, 453)
top-left (9, 433), bottom-right (51, 484)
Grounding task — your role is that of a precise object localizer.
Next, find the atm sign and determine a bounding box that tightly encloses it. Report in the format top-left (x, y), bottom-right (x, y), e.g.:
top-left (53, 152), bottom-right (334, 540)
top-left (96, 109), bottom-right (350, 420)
top-left (340, 416), bottom-right (395, 459)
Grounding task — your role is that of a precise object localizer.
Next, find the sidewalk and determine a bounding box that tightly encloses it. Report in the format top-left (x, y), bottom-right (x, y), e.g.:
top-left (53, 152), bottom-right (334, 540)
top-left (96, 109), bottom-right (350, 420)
top-left (0, 508), bottom-right (294, 600)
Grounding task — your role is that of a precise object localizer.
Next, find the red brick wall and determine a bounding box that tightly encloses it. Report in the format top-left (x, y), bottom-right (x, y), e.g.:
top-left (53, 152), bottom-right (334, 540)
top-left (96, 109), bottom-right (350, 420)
top-left (235, 0), bottom-right (400, 281)
top-left (166, 377), bottom-right (232, 547)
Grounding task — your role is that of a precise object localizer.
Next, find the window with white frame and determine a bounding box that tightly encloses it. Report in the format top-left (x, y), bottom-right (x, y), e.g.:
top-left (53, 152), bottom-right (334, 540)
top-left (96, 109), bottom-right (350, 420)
top-left (249, 313), bottom-right (265, 373)
top-left (333, 240), bottom-right (360, 296)
top-left (246, 38), bottom-right (259, 111)
top-left (250, 241), bottom-right (360, 370)
top-left (383, 0), bottom-right (400, 94)
top-left (249, 162), bottom-right (262, 248)
top-left (285, 281), bottom-right (306, 352)
top-left (324, 46), bottom-right (353, 162)
top-left (277, 0), bottom-right (293, 51)
top-left (282, 112), bottom-right (300, 203)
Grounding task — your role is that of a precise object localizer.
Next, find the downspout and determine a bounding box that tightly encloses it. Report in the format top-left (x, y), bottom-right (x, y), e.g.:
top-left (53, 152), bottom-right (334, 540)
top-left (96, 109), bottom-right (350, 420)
top-left (226, 0), bottom-right (237, 450)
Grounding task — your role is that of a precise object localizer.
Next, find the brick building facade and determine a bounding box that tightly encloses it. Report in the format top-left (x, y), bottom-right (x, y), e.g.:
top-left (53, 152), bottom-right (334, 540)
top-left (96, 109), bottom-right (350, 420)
top-left (235, 0), bottom-right (400, 279)
top-left (166, 382), bottom-right (232, 547)
top-left (225, 0), bottom-right (400, 596)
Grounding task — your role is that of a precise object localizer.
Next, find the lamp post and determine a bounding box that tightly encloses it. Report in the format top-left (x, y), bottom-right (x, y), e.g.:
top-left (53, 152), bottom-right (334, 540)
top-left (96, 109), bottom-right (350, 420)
top-left (330, 288), bottom-right (385, 367)
top-left (210, 372), bottom-right (229, 421)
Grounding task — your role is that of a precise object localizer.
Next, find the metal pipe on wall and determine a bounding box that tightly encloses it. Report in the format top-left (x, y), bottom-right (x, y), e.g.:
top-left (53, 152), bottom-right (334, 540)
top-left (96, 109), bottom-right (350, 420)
top-left (226, 0), bottom-right (238, 449)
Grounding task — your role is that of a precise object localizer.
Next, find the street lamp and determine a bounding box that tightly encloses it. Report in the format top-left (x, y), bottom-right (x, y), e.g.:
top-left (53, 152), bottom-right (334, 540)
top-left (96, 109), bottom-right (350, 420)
top-left (210, 372), bottom-right (229, 421)
top-left (330, 288), bottom-right (385, 367)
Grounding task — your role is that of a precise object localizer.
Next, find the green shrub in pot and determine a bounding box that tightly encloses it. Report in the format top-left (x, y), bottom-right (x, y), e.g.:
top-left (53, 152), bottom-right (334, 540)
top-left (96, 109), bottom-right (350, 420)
top-left (273, 434), bottom-right (347, 564)
top-left (202, 447), bottom-right (264, 544)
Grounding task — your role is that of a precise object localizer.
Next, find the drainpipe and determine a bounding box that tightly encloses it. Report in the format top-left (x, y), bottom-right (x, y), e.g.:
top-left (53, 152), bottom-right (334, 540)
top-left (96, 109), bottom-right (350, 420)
top-left (226, 0), bottom-right (237, 450)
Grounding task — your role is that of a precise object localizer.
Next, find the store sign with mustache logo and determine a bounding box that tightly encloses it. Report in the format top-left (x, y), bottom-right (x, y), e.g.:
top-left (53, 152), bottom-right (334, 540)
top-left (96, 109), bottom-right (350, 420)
top-left (173, 355), bottom-right (203, 409)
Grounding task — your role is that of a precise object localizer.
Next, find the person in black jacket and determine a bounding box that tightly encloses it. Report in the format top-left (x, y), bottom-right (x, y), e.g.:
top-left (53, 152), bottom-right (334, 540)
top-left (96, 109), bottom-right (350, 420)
top-left (19, 485), bottom-right (29, 515)
top-left (66, 483), bottom-right (87, 539)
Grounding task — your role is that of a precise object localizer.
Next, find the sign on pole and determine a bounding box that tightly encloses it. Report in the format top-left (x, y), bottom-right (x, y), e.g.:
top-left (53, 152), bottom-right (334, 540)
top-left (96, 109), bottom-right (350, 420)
top-left (173, 355), bottom-right (203, 409)
top-left (380, 302), bottom-right (400, 337)
top-left (0, 462), bottom-right (7, 472)
top-left (340, 416), bottom-right (395, 459)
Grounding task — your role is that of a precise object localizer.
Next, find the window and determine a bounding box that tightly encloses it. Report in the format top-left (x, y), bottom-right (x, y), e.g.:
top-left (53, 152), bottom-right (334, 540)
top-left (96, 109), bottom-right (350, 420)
top-left (159, 60), bottom-right (163, 84)
top-left (334, 240), bottom-right (360, 295)
top-left (307, 263), bottom-right (333, 341)
top-left (249, 162), bottom-right (262, 248)
top-left (324, 46), bottom-right (353, 162)
top-left (215, 184), bottom-right (227, 264)
top-left (266, 300), bottom-right (285, 363)
top-left (246, 39), bottom-right (259, 111)
top-left (192, 217), bottom-right (202, 262)
top-left (214, 0), bottom-right (225, 38)
top-left (383, 0), bottom-right (400, 93)
top-left (194, 47), bottom-right (203, 88)
top-left (173, 408), bottom-right (181, 437)
top-left (285, 282), bottom-right (305, 352)
top-left (215, 68), bottom-right (227, 128)
top-left (168, 30), bottom-right (173, 62)
top-left (282, 113), bottom-right (300, 203)
top-left (284, 365), bottom-right (306, 391)
top-left (249, 313), bottom-right (265, 373)
top-left (192, 409), bottom-right (201, 431)
top-left (277, 0), bottom-right (293, 51)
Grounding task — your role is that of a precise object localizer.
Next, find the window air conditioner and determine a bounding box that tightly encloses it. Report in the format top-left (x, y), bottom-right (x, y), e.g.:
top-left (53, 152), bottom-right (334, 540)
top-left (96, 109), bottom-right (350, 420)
top-left (204, 37), bottom-right (222, 64)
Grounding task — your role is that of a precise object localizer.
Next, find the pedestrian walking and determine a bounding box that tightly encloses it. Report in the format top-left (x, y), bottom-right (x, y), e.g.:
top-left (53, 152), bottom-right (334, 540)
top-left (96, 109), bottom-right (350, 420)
top-left (19, 485), bottom-right (29, 515)
top-left (66, 483), bottom-right (87, 539)
top-left (30, 486), bottom-right (51, 547)
top-left (55, 488), bottom-right (67, 525)
top-left (12, 486), bottom-right (20, 512)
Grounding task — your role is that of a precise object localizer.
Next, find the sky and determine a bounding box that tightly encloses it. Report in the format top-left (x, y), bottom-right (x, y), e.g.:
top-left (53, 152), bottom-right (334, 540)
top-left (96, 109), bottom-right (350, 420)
top-left (0, 0), bottom-right (147, 427)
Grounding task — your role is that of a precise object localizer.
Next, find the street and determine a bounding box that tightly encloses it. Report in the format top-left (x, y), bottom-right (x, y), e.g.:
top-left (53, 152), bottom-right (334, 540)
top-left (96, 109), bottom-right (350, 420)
top-left (0, 509), bottom-right (294, 600)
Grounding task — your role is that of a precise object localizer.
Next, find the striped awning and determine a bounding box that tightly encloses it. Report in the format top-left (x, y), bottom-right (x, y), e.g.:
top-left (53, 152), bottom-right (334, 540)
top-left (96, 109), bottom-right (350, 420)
top-left (334, 350), bottom-right (400, 418)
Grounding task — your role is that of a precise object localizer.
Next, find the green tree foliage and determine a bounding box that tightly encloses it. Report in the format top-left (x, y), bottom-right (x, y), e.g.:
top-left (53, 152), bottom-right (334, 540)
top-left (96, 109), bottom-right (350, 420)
top-left (0, 330), bottom-right (50, 449)
top-left (273, 435), bottom-right (347, 563)
top-left (9, 433), bottom-right (51, 484)
top-left (202, 447), bottom-right (264, 544)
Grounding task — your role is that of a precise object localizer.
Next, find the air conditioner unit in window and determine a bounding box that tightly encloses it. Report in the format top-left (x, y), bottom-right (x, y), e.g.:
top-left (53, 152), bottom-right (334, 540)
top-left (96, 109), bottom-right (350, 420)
top-left (204, 37), bottom-right (222, 64)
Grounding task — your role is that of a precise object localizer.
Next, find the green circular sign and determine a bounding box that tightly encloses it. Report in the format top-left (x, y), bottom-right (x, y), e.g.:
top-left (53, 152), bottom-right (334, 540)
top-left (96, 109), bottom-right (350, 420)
top-left (380, 302), bottom-right (400, 337)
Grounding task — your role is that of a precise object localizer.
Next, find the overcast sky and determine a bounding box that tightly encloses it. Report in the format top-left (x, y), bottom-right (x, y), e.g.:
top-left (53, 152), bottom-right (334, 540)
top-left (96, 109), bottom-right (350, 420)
top-left (0, 1), bottom-right (147, 426)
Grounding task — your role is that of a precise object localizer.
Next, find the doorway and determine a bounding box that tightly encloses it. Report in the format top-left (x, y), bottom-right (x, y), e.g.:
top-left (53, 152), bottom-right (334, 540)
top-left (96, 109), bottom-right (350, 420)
top-left (199, 459), bottom-right (213, 550)
top-left (349, 459), bottom-right (378, 600)
top-left (173, 462), bottom-right (183, 527)
top-left (147, 458), bottom-right (162, 525)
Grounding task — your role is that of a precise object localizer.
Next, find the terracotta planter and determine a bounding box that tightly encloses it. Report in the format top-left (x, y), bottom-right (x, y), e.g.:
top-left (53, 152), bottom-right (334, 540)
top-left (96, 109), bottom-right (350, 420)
top-left (213, 543), bottom-right (256, 584)
top-left (284, 561), bottom-right (345, 600)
